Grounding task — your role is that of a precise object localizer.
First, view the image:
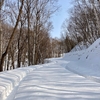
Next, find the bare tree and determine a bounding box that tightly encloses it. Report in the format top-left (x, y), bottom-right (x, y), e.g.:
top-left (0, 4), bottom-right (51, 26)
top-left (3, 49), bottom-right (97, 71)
top-left (61, 0), bottom-right (100, 52)
top-left (0, 0), bottom-right (24, 71)
top-left (0, 0), bottom-right (59, 71)
top-left (0, 0), bottom-right (4, 10)
top-left (0, 0), bottom-right (4, 63)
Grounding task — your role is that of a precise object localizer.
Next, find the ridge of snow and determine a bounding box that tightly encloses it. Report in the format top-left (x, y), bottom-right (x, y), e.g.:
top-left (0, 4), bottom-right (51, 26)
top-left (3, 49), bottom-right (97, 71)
top-left (62, 38), bottom-right (100, 83)
top-left (0, 65), bottom-right (43, 100)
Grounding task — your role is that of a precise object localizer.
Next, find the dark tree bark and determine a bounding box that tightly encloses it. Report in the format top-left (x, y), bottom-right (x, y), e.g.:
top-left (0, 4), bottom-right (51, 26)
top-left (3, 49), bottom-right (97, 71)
top-left (0, 0), bottom-right (24, 72)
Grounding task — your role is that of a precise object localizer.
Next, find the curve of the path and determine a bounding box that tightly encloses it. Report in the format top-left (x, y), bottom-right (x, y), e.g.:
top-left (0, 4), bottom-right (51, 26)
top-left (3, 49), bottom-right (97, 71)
top-left (6, 61), bottom-right (100, 100)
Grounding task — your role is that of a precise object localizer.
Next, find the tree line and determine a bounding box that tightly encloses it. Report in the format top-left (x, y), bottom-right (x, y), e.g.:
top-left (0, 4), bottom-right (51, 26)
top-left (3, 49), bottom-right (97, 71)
top-left (1, 0), bottom-right (100, 72)
top-left (0, 0), bottom-right (63, 71)
top-left (61, 0), bottom-right (100, 52)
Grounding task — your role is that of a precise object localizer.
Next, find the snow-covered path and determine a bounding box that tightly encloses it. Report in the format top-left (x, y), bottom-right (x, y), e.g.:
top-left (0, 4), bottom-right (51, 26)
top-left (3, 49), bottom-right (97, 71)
top-left (7, 62), bottom-right (100, 100)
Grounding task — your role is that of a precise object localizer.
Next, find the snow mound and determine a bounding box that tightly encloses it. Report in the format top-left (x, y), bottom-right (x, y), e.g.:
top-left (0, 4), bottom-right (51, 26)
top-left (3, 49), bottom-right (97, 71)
top-left (0, 66), bottom-right (42, 100)
top-left (63, 38), bottom-right (100, 82)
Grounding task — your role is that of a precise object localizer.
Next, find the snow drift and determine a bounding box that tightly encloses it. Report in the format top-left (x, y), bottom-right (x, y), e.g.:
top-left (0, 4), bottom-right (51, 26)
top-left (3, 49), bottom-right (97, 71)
top-left (63, 38), bottom-right (100, 82)
top-left (0, 65), bottom-right (42, 100)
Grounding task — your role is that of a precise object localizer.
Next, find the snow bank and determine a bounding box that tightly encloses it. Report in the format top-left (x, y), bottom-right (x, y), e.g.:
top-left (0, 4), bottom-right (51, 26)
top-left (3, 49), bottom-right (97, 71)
top-left (64, 38), bottom-right (100, 83)
top-left (0, 66), bottom-right (42, 100)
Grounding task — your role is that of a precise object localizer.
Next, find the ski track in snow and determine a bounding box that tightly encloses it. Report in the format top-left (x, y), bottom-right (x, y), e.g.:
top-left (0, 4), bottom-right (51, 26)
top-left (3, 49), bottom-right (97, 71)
top-left (1, 38), bottom-right (100, 100)
top-left (0, 65), bottom-right (43, 100)
top-left (5, 61), bottom-right (100, 100)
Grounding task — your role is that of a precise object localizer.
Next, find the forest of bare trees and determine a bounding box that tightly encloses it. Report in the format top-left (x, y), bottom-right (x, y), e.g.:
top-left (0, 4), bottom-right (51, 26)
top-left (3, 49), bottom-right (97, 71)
top-left (1, 0), bottom-right (100, 72)
top-left (0, 0), bottom-right (62, 72)
top-left (61, 0), bottom-right (100, 52)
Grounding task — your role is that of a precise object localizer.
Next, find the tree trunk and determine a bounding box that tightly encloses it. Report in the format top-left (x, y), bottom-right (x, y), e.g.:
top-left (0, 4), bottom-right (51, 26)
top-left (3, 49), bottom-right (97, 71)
top-left (0, 0), bottom-right (24, 72)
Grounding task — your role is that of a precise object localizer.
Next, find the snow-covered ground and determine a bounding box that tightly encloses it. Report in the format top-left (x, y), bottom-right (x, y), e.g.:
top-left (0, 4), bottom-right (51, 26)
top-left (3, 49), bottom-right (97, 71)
top-left (1, 38), bottom-right (100, 100)
top-left (63, 38), bottom-right (100, 82)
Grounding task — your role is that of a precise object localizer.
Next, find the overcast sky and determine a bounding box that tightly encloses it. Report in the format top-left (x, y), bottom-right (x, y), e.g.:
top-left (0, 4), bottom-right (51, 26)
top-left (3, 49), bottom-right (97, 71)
top-left (51, 0), bottom-right (72, 38)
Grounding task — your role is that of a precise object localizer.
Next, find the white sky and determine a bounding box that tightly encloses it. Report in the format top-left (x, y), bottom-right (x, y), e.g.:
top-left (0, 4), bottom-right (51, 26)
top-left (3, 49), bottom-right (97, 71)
top-left (51, 0), bottom-right (72, 38)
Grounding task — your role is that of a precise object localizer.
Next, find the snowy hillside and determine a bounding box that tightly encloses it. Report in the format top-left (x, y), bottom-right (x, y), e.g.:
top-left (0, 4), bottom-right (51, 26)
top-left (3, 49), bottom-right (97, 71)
top-left (0, 38), bottom-right (100, 100)
top-left (71, 41), bottom-right (90, 52)
top-left (63, 38), bottom-right (100, 80)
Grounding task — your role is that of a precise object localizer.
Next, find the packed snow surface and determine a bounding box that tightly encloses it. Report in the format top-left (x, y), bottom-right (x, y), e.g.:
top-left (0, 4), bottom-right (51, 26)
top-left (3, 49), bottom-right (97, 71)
top-left (0, 38), bottom-right (100, 100)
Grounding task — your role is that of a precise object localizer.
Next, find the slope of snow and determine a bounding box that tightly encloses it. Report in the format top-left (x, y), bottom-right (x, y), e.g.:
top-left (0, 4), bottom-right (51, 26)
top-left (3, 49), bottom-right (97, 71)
top-left (63, 38), bottom-right (100, 82)
top-left (71, 41), bottom-right (89, 52)
top-left (0, 65), bottom-right (43, 100)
